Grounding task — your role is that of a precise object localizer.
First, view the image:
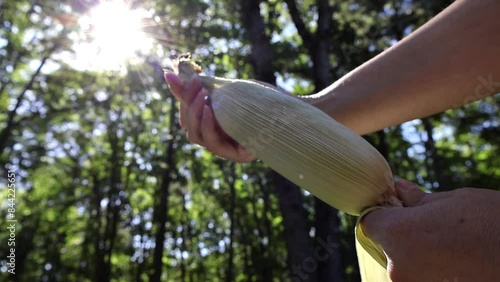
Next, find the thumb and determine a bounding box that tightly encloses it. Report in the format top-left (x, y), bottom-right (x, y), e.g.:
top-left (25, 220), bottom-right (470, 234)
top-left (359, 208), bottom-right (398, 247)
top-left (395, 179), bottom-right (426, 207)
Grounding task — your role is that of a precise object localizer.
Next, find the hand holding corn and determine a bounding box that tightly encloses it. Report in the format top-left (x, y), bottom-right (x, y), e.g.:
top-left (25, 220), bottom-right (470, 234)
top-left (164, 57), bottom-right (405, 282)
top-left (362, 179), bottom-right (500, 282)
top-left (165, 72), bottom-right (257, 162)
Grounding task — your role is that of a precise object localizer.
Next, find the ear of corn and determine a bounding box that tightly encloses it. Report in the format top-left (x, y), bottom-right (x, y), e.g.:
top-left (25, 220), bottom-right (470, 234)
top-left (356, 233), bottom-right (392, 281)
top-left (174, 57), bottom-right (401, 281)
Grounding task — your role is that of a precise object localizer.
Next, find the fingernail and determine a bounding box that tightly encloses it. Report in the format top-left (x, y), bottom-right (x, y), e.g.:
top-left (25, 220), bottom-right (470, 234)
top-left (393, 176), bottom-right (409, 191)
top-left (395, 179), bottom-right (418, 192)
top-left (395, 182), bottom-right (408, 192)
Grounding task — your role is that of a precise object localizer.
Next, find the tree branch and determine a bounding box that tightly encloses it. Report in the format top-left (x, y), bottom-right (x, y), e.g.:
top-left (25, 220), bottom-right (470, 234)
top-left (317, 0), bottom-right (334, 39)
top-left (0, 45), bottom-right (57, 155)
top-left (283, 0), bottom-right (313, 50)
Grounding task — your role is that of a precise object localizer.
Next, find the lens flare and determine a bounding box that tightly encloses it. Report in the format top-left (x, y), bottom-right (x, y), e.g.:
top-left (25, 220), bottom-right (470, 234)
top-left (76, 0), bottom-right (152, 70)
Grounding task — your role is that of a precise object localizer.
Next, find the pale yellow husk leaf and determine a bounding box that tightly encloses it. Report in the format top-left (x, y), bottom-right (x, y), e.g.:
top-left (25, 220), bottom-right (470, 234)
top-left (175, 59), bottom-right (400, 281)
top-left (356, 236), bottom-right (392, 282)
top-left (209, 80), bottom-right (399, 216)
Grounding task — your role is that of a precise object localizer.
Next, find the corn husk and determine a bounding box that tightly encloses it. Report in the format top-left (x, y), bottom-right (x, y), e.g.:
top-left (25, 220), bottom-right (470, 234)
top-left (174, 58), bottom-right (401, 281)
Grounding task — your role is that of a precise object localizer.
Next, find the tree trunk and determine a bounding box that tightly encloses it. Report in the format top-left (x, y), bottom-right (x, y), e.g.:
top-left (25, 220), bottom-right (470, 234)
top-left (135, 214), bottom-right (146, 282)
top-left (239, 1), bottom-right (316, 281)
top-left (314, 199), bottom-right (343, 282)
top-left (422, 118), bottom-right (450, 191)
top-left (180, 189), bottom-right (188, 282)
top-left (97, 116), bottom-right (123, 282)
top-left (312, 2), bottom-right (343, 280)
top-left (150, 97), bottom-right (178, 282)
top-left (13, 214), bottom-right (40, 282)
top-left (92, 173), bottom-right (106, 282)
top-left (225, 163), bottom-right (236, 282)
top-left (259, 182), bottom-right (274, 280)
top-left (274, 174), bottom-right (316, 282)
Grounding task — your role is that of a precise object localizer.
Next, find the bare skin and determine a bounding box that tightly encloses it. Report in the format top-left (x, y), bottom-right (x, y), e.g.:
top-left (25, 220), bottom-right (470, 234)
top-left (166, 74), bottom-right (256, 162)
top-left (364, 180), bottom-right (500, 282)
top-left (165, 0), bottom-right (500, 280)
top-left (166, 0), bottom-right (500, 161)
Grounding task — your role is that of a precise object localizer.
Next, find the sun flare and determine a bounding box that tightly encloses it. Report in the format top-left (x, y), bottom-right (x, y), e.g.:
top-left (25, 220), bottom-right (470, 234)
top-left (76, 0), bottom-right (153, 70)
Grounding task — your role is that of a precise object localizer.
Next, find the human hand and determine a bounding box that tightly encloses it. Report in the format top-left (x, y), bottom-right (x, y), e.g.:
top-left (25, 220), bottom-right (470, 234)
top-left (164, 72), bottom-right (257, 162)
top-left (361, 179), bottom-right (500, 282)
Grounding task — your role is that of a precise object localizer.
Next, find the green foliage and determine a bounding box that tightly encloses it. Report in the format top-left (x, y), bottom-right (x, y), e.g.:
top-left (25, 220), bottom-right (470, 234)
top-left (0, 0), bottom-right (497, 281)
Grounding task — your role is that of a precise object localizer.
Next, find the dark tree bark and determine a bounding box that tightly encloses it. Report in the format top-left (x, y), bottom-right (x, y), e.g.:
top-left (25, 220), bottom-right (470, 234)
top-left (236, 212), bottom-right (257, 281)
top-left (92, 173), bottom-right (106, 282)
top-left (422, 118), bottom-right (450, 191)
top-left (314, 199), bottom-right (343, 282)
top-left (150, 97), bottom-right (178, 282)
top-left (274, 174), bottom-right (316, 282)
top-left (13, 214), bottom-right (40, 282)
top-left (135, 213), bottom-right (146, 282)
top-left (225, 163), bottom-right (236, 282)
top-left (259, 182), bottom-right (274, 280)
top-left (180, 188), bottom-right (188, 282)
top-left (239, 0), bottom-right (275, 83)
top-left (96, 114), bottom-right (124, 282)
top-left (376, 130), bottom-right (389, 159)
top-left (239, 1), bottom-right (316, 281)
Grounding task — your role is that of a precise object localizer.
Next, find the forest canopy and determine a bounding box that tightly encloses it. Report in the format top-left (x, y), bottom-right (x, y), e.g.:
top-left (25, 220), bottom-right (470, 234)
top-left (0, 0), bottom-right (498, 281)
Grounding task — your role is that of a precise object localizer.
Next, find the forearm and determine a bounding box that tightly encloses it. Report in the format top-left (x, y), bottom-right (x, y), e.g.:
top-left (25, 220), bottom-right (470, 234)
top-left (305, 0), bottom-right (500, 134)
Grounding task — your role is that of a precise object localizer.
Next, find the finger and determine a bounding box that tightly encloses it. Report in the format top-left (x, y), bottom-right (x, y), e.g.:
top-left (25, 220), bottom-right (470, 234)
top-left (236, 143), bottom-right (256, 162)
top-left (179, 103), bottom-right (188, 129)
top-left (395, 179), bottom-right (426, 207)
top-left (186, 89), bottom-right (208, 144)
top-left (201, 105), bottom-right (238, 157)
top-left (360, 208), bottom-right (402, 247)
top-left (179, 78), bottom-right (203, 129)
top-left (201, 105), bottom-right (230, 154)
top-left (164, 72), bottom-right (189, 128)
top-left (201, 106), bottom-right (255, 162)
top-left (362, 180), bottom-right (426, 243)
top-left (182, 76), bottom-right (202, 105)
top-left (394, 178), bottom-right (453, 205)
top-left (164, 72), bottom-right (183, 100)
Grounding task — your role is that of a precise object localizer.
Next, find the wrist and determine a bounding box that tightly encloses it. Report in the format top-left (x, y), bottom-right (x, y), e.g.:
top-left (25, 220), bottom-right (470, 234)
top-left (299, 87), bottom-right (366, 134)
top-left (298, 95), bottom-right (321, 108)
